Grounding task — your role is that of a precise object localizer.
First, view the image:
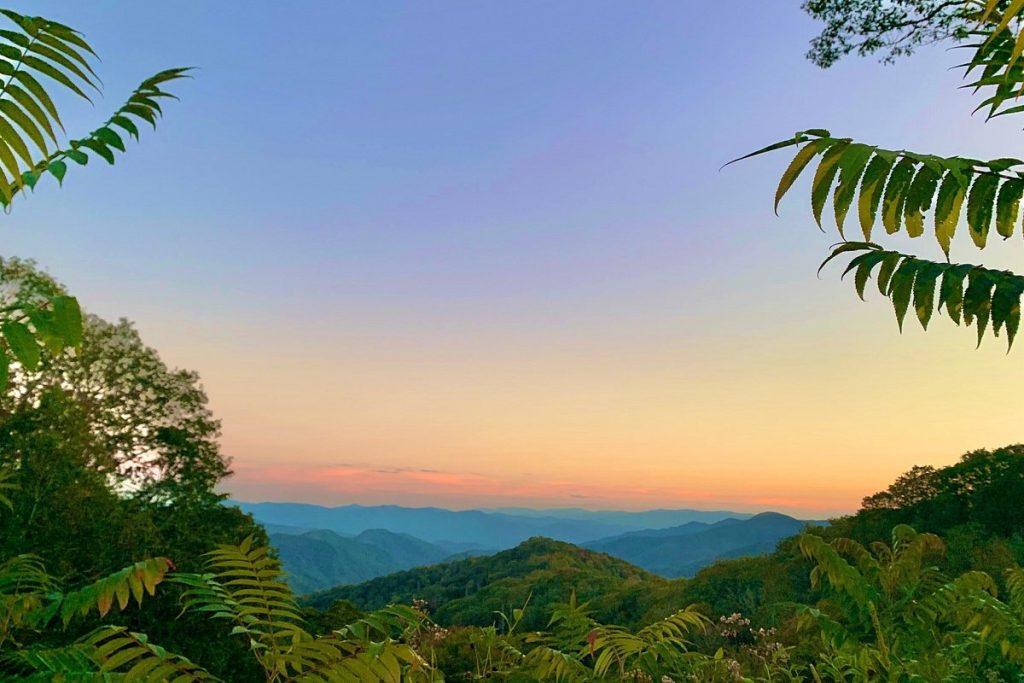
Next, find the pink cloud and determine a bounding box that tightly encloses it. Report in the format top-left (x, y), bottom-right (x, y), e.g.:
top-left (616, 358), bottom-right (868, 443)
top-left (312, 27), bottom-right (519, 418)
top-left (225, 462), bottom-right (855, 516)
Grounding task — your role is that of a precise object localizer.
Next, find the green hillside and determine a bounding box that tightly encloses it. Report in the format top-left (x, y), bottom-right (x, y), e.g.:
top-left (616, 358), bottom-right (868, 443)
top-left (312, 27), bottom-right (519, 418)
top-left (305, 536), bottom-right (687, 630)
top-left (271, 528), bottom-right (452, 593)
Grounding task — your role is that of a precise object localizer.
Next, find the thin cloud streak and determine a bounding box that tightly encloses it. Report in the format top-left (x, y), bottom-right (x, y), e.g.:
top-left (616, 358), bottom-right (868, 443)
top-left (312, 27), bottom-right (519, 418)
top-left (226, 462), bottom-right (853, 516)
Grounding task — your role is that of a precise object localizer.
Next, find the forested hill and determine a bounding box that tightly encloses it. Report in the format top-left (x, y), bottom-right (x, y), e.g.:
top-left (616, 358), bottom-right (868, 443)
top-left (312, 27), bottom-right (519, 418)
top-left (304, 537), bottom-right (687, 630)
top-left (270, 528), bottom-right (452, 593)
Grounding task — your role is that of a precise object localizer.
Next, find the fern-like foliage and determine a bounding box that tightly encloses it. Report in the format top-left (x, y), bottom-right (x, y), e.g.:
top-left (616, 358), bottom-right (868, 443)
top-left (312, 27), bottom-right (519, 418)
top-left (520, 602), bottom-right (708, 682)
top-left (965, 0), bottom-right (1024, 119)
top-left (798, 526), bottom-right (947, 648)
top-left (0, 10), bottom-right (189, 206)
top-left (80, 626), bottom-right (215, 682)
top-left (734, 3), bottom-right (1024, 350)
top-left (0, 554), bottom-right (178, 679)
top-left (0, 555), bottom-right (54, 648)
top-left (44, 557), bottom-right (175, 627)
top-left (175, 536), bottom-right (437, 682)
top-left (821, 242), bottom-right (1024, 347)
top-left (736, 129), bottom-right (1024, 255)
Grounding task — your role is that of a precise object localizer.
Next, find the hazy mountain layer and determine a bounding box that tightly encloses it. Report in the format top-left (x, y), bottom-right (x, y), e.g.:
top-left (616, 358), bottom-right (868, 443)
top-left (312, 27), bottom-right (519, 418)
top-left (586, 512), bottom-right (826, 577)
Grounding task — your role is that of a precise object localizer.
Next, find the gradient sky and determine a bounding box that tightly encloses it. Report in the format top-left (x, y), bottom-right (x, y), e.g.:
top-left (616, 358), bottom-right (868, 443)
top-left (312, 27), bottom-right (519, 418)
top-left (5, 1), bottom-right (1023, 516)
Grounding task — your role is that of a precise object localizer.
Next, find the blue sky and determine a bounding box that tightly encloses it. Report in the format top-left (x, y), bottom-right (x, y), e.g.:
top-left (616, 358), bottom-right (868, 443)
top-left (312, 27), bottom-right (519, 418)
top-left (5, 2), bottom-right (1022, 513)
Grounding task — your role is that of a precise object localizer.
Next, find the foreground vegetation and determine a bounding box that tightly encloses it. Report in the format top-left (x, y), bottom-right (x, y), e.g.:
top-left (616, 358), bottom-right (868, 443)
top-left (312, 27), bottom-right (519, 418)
top-left (7, 449), bottom-right (1024, 681)
top-left (4, 1), bottom-right (1024, 680)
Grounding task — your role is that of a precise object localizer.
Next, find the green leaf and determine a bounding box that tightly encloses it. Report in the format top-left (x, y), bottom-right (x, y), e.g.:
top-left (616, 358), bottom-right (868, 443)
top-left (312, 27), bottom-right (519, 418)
top-left (774, 139), bottom-right (832, 214)
top-left (2, 321), bottom-right (40, 370)
top-left (79, 139), bottom-right (115, 164)
top-left (53, 295), bottom-right (82, 346)
top-left (848, 251), bottom-right (889, 300)
top-left (25, 307), bottom-right (63, 354)
top-left (833, 144), bottom-right (875, 236)
top-left (0, 115), bottom-right (34, 167)
top-left (967, 174), bottom-right (1000, 248)
top-left (27, 41), bottom-right (97, 90)
top-left (21, 55), bottom-right (91, 101)
top-left (0, 139), bottom-right (23, 194)
top-left (0, 99), bottom-right (48, 155)
top-left (876, 252), bottom-right (903, 296)
top-left (811, 141), bottom-right (850, 228)
top-left (12, 70), bottom-right (63, 130)
top-left (934, 172), bottom-right (969, 257)
top-left (964, 270), bottom-right (997, 345)
top-left (939, 264), bottom-right (974, 324)
top-left (912, 262), bottom-right (944, 329)
top-left (0, 351), bottom-right (9, 390)
top-left (881, 157), bottom-right (916, 235)
top-left (5, 83), bottom-right (59, 144)
top-left (888, 258), bottom-right (919, 331)
top-left (66, 149), bottom-right (88, 165)
top-left (857, 153), bottom-right (894, 241)
top-left (903, 165), bottom-right (941, 238)
top-left (996, 177), bottom-right (1024, 238)
top-left (110, 115), bottom-right (139, 140)
top-left (94, 127), bottom-right (125, 152)
top-left (35, 31), bottom-right (97, 74)
top-left (818, 241), bottom-right (880, 276)
top-left (991, 277), bottom-right (1024, 346)
top-left (47, 160), bottom-right (66, 184)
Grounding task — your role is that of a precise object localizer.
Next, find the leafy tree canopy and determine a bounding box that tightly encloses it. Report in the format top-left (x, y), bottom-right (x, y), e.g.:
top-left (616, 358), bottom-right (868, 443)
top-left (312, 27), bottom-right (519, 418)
top-left (0, 258), bottom-right (230, 506)
top-left (805, 0), bottom-right (972, 67)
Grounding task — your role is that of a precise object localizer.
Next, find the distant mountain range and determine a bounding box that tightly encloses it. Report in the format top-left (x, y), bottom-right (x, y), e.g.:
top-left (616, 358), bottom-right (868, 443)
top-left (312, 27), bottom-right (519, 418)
top-left (242, 502), bottom-right (828, 592)
top-left (586, 512), bottom-right (826, 577)
top-left (236, 501), bottom-right (752, 549)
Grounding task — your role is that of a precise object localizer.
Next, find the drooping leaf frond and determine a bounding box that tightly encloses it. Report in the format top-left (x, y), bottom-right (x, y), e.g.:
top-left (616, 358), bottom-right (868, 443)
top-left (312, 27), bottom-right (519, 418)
top-left (963, 0), bottom-right (1024, 119)
top-left (0, 554), bottom-right (54, 646)
top-left (735, 129), bottom-right (1024, 257)
top-left (44, 557), bottom-right (175, 627)
top-left (0, 641), bottom-right (95, 680)
top-left (799, 534), bottom-right (882, 616)
top-left (820, 241), bottom-right (1024, 348)
top-left (175, 535), bottom-right (306, 678)
top-left (81, 625), bottom-right (216, 681)
top-left (0, 10), bottom-right (189, 207)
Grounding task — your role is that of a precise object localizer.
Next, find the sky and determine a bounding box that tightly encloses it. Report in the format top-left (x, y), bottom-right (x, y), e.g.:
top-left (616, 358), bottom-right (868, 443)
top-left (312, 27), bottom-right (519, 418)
top-left (4, 2), bottom-right (1023, 517)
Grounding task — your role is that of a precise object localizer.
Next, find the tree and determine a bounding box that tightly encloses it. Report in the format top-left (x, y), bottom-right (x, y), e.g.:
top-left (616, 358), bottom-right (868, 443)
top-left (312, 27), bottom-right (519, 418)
top-left (861, 465), bottom-right (938, 510)
top-left (0, 258), bottom-right (230, 507)
top-left (737, 3), bottom-right (1024, 351)
top-left (804, 0), bottom-right (972, 67)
